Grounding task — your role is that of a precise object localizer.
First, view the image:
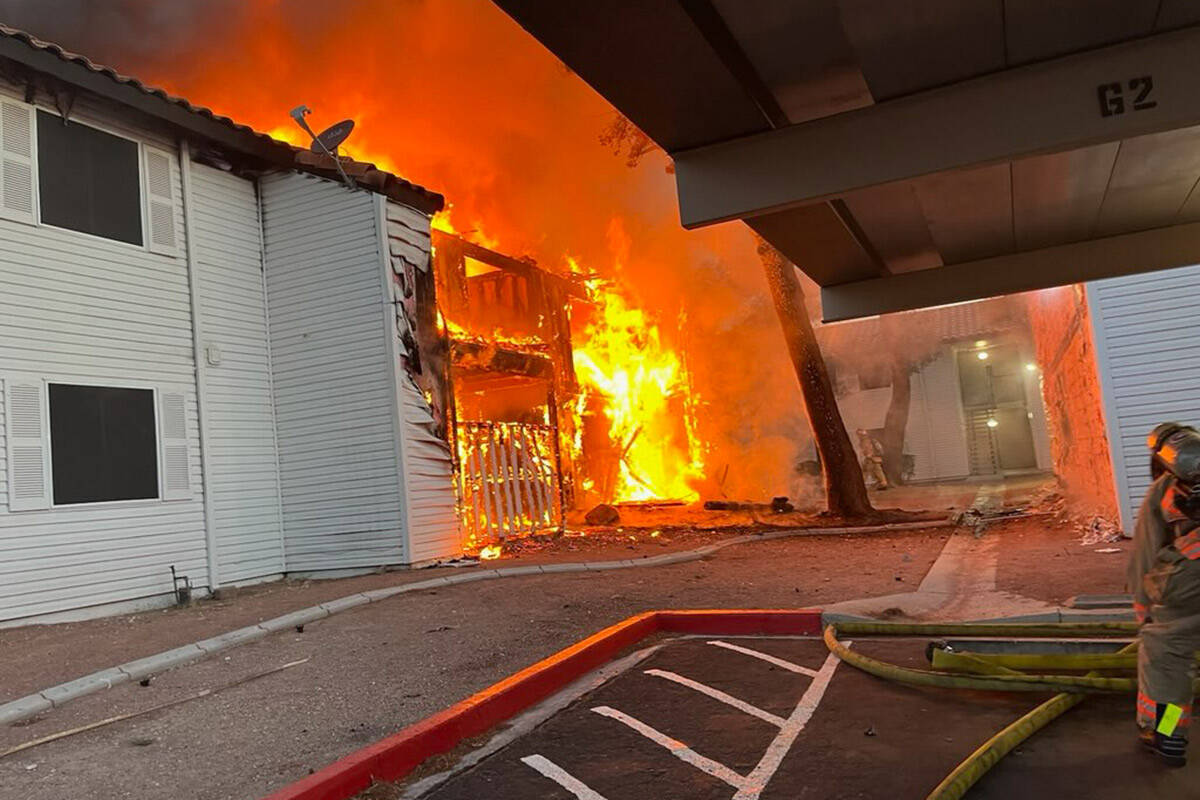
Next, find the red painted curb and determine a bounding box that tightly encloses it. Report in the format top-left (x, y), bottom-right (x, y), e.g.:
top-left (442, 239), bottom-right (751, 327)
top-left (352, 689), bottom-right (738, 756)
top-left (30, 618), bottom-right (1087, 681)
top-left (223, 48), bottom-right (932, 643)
top-left (657, 609), bottom-right (824, 636)
top-left (262, 608), bottom-right (822, 800)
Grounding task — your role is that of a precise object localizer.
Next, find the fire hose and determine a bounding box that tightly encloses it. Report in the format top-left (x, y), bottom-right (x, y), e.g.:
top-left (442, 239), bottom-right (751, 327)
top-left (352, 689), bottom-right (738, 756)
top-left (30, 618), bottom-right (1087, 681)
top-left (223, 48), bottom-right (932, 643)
top-left (820, 620), bottom-right (1188, 800)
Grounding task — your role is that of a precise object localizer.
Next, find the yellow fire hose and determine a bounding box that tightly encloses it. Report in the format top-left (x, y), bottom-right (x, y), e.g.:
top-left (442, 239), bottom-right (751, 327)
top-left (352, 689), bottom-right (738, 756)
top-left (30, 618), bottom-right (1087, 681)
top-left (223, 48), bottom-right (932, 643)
top-left (931, 648), bottom-right (1193, 673)
top-left (823, 623), bottom-right (1138, 693)
top-left (822, 620), bottom-right (1149, 800)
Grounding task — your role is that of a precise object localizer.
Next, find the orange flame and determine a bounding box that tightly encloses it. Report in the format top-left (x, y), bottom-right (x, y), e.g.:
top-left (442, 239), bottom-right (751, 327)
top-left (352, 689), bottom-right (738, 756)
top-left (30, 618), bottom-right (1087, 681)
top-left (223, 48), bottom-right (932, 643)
top-left (572, 279), bottom-right (704, 502)
top-left (478, 544), bottom-right (502, 560)
top-left (73, 0), bottom-right (807, 512)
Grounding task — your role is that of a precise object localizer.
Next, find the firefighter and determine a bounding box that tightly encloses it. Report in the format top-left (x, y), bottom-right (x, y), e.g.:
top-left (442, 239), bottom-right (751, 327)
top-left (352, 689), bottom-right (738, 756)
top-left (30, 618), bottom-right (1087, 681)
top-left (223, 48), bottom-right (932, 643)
top-left (1130, 422), bottom-right (1200, 766)
top-left (855, 428), bottom-right (889, 490)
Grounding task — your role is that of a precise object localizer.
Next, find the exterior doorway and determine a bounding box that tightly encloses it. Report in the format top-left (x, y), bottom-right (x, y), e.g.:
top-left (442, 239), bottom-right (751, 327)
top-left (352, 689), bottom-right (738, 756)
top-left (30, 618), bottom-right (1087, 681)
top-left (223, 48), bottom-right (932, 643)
top-left (957, 343), bottom-right (1039, 475)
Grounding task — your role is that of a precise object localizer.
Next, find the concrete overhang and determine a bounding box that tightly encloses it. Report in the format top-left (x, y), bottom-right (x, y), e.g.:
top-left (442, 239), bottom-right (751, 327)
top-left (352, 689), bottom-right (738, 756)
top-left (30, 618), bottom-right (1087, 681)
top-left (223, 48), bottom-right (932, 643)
top-left (494, 0), bottom-right (1200, 319)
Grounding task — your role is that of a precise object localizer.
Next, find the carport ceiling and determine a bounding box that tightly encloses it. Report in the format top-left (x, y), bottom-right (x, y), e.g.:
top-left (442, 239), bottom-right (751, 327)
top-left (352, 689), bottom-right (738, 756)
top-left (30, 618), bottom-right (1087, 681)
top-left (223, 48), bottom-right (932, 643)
top-left (494, 1), bottom-right (1200, 320)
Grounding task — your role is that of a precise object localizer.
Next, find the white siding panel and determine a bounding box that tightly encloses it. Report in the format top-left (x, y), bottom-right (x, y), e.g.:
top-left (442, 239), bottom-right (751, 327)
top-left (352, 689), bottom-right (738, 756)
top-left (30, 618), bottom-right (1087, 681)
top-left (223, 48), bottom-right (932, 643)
top-left (908, 350), bottom-right (971, 481)
top-left (262, 173), bottom-right (405, 571)
top-left (385, 200), bottom-right (458, 562)
top-left (0, 377), bottom-right (207, 622)
top-left (833, 348), bottom-right (969, 483)
top-left (191, 164), bottom-right (284, 583)
top-left (1088, 264), bottom-right (1200, 530)
top-left (0, 82), bottom-right (210, 621)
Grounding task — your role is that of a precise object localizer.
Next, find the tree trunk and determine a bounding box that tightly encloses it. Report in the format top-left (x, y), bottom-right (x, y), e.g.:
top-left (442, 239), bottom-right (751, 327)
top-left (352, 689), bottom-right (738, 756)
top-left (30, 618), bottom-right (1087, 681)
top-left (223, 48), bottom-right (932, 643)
top-left (757, 240), bottom-right (873, 517)
top-left (880, 360), bottom-right (911, 485)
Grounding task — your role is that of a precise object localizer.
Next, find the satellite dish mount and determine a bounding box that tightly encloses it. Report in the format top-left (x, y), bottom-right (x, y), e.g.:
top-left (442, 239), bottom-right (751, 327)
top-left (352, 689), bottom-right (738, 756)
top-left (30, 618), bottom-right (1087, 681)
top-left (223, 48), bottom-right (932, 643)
top-left (289, 105), bottom-right (357, 190)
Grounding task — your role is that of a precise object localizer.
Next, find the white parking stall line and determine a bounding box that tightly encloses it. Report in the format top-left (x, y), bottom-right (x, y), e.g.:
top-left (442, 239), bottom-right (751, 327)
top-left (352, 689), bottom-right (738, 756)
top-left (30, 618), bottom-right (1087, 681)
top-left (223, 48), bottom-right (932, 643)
top-left (732, 647), bottom-right (848, 800)
top-left (706, 640), bottom-right (819, 677)
top-left (591, 705), bottom-right (749, 790)
top-left (643, 669), bottom-right (787, 728)
top-left (520, 754), bottom-right (611, 800)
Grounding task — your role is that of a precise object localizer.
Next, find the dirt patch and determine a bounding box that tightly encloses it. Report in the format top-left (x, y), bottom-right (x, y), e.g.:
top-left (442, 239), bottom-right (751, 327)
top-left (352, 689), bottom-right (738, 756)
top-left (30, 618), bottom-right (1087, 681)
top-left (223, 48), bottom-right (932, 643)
top-left (498, 511), bottom-right (948, 564)
top-left (994, 515), bottom-right (1129, 604)
top-left (0, 523), bottom-right (955, 706)
top-left (0, 569), bottom-right (467, 702)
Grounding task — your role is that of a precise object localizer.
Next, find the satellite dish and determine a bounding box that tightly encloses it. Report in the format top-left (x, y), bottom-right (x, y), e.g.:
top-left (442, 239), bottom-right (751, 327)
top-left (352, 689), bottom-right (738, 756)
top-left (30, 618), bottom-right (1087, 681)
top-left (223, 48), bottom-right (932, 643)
top-left (312, 119), bottom-right (355, 154)
top-left (288, 105), bottom-right (357, 190)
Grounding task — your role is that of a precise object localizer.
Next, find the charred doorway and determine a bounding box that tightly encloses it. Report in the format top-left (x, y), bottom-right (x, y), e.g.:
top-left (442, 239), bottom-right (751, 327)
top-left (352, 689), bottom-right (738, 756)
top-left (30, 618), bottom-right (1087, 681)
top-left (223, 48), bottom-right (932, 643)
top-left (431, 232), bottom-right (584, 549)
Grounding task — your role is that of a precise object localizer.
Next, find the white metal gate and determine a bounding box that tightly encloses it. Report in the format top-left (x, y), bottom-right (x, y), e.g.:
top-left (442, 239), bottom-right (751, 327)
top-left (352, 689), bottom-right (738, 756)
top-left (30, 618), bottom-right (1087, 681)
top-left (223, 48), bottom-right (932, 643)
top-left (456, 421), bottom-right (563, 544)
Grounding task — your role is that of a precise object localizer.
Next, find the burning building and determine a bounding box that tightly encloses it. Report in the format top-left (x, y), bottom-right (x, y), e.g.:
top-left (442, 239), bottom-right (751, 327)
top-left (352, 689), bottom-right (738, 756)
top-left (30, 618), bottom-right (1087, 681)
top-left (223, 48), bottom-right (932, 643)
top-left (0, 23), bottom-right (715, 623)
top-left (429, 231), bottom-right (581, 546)
top-left (426, 229), bottom-right (707, 551)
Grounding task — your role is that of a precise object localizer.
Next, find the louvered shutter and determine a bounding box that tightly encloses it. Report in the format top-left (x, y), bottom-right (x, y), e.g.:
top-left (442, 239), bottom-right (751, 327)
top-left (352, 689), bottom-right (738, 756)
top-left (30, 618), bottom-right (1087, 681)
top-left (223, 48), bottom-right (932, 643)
top-left (0, 100), bottom-right (36, 225)
top-left (4, 379), bottom-right (50, 511)
top-left (159, 391), bottom-right (191, 500)
top-left (142, 145), bottom-right (178, 255)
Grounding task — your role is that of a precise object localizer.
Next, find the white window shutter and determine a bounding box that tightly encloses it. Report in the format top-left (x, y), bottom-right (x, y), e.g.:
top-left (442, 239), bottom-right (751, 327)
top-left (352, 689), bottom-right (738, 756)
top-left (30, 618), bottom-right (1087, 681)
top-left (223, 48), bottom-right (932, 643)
top-left (4, 379), bottom-right (50, 511)
top-left (0, 100), bottom-right (36, 225)
top-left (142, 145), bottom-right (178, 255)
top-left (159, 391), bottom-right (191, 500)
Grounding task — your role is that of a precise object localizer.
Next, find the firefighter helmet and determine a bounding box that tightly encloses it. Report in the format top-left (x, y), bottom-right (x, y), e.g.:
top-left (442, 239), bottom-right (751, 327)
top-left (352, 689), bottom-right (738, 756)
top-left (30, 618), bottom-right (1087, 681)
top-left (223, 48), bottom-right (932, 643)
top-left (1149, 422), bottom-right (1200, 519)
top-left (1149, 423), bottom-right (1200, 482)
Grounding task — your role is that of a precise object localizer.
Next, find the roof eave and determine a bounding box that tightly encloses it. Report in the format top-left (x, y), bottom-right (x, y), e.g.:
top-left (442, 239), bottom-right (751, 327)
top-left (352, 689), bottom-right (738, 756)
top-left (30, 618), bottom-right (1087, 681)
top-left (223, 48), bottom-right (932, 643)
top-left (0, 37), bottom-right (293, 163)
top-left (0, 32), bottom-right (445, 215)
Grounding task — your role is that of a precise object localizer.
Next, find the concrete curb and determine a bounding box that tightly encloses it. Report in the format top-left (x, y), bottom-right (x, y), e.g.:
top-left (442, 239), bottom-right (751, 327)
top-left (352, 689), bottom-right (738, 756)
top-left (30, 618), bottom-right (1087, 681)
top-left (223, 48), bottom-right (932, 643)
top-left (0, 518), bottom-right (952, 727)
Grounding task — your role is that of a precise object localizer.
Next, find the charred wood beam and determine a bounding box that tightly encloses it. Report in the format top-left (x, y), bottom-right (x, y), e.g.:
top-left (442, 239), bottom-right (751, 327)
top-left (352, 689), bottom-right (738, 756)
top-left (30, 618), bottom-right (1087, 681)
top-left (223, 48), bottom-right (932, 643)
top-left (432, 230), bottom-right (588, 299)
top-left (450, 340), bottom-right (555, 380)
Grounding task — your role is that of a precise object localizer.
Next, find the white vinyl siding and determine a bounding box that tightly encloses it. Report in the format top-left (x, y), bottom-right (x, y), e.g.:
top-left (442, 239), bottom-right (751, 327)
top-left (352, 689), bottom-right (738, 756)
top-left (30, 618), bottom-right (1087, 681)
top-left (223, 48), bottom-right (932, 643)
top-left (385, 200), bottom-right (459, 562)
top-left (1087, 265), bottom-right (1200, 531)
top-left (262, 173), bottom-right (405, 571)
top-left (0, 78), bottom-right (207, 622)
top-left (908, 350), bottom-right (971, 481)
top-left (836, 349), bottom-right (971, 483)
top-left (190, 164), bottom-right (284, 582)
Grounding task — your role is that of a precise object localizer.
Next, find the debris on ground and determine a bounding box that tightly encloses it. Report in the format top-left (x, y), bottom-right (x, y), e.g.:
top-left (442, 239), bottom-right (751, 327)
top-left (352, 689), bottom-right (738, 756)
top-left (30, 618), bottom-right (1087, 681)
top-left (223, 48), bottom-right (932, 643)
top-left (770, 496), bottom-right (795, 513)
top-left (1080, 516), bottom-right (1123, 546)
top-left (1027, 487), bottom-right (1068, 517)
top-left (1026, 485), bottom-right (1126, 544)
top-left (953, 503), bottom-right (1029, 536)
top-left (1093, 548), bottom-right (1122, 555)
top-left (703, 499), bottom-right (761, 511)
top-left (702, 497), bottom-right (796, 513)
top-left (584, 504), bottom-right (621, 525)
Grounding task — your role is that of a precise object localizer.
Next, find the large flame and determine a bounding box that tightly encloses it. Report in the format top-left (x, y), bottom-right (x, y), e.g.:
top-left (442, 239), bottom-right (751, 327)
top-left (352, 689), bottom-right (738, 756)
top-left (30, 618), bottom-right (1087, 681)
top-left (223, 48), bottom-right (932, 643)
top-left (572, 280), bottom-right (703, 502)
top-left (26, 0), bottom-right (815, 509)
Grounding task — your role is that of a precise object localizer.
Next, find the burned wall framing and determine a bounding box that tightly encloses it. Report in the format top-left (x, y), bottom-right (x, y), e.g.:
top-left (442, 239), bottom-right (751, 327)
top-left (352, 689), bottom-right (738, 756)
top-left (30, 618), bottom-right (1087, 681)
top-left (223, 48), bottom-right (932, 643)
top-left (431, 231), bottom-right (587, 543)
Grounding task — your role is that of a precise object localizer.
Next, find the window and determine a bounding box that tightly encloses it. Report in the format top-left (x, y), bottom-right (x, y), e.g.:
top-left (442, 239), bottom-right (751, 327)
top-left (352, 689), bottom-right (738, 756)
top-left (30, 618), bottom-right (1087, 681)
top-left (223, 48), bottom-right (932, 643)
top-left (4, 379), bottom-right (191, 510)
top-left (48, 384), bottom-right (158, 504)
top-left (36, 110), bottom-right (143, 245)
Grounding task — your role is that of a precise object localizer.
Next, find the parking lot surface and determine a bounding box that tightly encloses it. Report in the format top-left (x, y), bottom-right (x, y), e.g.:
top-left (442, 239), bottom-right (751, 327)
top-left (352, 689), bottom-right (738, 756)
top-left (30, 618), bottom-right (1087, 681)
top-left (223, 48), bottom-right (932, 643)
top-left (415, 637), bottom-right (1199, 800)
